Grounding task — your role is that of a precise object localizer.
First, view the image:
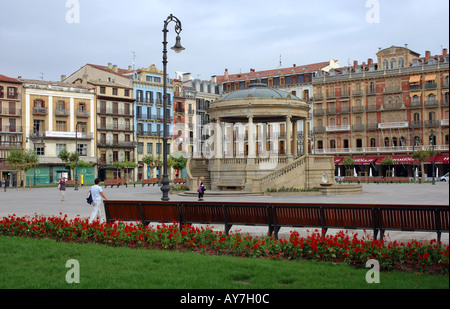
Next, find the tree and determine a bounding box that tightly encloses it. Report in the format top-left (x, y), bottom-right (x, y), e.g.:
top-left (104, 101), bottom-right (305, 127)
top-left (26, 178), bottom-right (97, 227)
top-left (108, 161), bottom-right (137, 181)
top-left (168, 152), bottom-right (187, 178)
top-left (380, 157), bottom-right (397, 177)
top-left (57, 149), bottom-right (93, 181)
top-left (142, 155), bottom-right (157, 179)
top-left (342, 156), bottom-right (355, 176)
top-left (6, 148), bottom-right (39, 188)
top-left (412, 149), bottom-right (434, 183)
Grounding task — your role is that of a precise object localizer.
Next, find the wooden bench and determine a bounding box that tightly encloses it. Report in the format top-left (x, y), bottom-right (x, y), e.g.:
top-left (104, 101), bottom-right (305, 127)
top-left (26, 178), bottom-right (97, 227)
top-left (104, 179), bottom-right (120, 188)
top-left (142, 178), bottom-right (161, 187)
top-left (173, 178), bottom-right (186, 185)
top-left (383, 177), bottom-right (410, 183)
top-left (65, 180), bottom-right (81, 187)
top-left (103, 201), bottom-right (449, 241)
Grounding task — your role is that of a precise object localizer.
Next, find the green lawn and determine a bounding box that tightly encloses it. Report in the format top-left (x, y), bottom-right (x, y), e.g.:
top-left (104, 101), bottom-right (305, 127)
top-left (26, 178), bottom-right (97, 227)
top-left (0, 236), bottom-right (448, 289)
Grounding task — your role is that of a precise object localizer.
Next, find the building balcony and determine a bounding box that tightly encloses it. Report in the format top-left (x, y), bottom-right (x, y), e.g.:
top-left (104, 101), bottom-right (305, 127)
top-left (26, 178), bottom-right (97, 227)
top-left (0, 108), bottom-right (22, 116)
top-left (384, 103), bottom-right (404, 110)
top-left (97, 140), bottom-right (137, 148)
top-left (424, 120), bottom-right (439, 127)
top-left (423, 100), bottom-right (439, 108)
top-left (33, 107), bottom-right (47, 115)
top-left (97, 124), bottom-right (134, 131)
top-left (378, 122), bottom-right (409, 129)
top-left (55, 109), bottom-right (69, 116)
top-left (383, 86), bottom-right (402, 94)
top-left (326, 125), bottom-right (350, 132)
top-left (351, 124), bottom-right (364, 131)
top-left (352, 106), bottom-right (364, 113)
top-left (351, 88), bottom-right (363, 96)
top-left (441, 119), bottom-right (449, 126)
top-left (409, 121), bottom-right (423, 128)
top-left (1, 125), bottom-right (23, 133)
top-left (408, 101), bottom-right (423, 109)
top-left (366, 104), bottom-right (380, 112)
top-left (409, 85), bottom-right (422, 91)
top-left (313, 109), bottom-right (325, 116)
top-left (76, 110), bottom-right (90, 117)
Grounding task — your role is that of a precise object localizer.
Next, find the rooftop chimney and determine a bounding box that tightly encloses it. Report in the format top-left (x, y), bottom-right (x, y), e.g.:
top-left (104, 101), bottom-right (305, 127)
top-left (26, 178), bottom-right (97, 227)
top-left (368, 58), bottom-right (373, 65)
top-left (224, 68), bottom-right (229, 80)
top-left (353, 60), bottom-right (358, 68)
top-left (108, 63), bottom-right (113, 69)
top-left (443, 48), bottom-right (448, 56)
top-left (61, 75), bottom-right (66, 82)
top-left (425, 51), bottom-right (431, 61)
top-left (112, 65), bottom-right (118, 73)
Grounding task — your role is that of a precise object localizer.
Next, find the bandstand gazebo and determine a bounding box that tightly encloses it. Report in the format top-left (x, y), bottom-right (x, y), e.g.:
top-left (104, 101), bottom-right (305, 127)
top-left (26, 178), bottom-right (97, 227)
top-left (186, 83), bottom-right (336, 193)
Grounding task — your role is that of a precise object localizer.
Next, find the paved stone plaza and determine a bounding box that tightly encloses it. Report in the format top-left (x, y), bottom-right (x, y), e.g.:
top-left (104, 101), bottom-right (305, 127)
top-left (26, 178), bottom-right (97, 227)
top-left (1, 182), bottom-right (448, 244)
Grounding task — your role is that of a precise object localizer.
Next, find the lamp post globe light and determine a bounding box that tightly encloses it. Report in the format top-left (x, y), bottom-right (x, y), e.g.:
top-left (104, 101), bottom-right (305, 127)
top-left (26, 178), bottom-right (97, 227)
top-left (161, 14), bottom-right (185, 201)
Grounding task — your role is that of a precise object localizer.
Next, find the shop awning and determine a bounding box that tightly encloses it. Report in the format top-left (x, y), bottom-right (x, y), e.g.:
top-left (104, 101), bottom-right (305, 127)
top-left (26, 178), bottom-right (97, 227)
top-left (351, 157), bottom-right (378, 165)
top-left (375, 156), bottom-right (419, 165)
top-left (426, 154), bottom-right (449, 164)
top-left (409, 75), bottom-right (421, 83)
top-left (334, 157), bottom-right (344, 165)
top-left (425, 74), bottom-right (436, 81)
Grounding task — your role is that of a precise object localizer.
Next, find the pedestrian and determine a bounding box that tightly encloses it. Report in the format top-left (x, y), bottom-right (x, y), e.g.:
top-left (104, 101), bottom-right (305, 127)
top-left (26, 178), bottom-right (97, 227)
top-left (88, 178), bottom-right (107, 224)
top-left (197, 176), bottom-right (205, 201)
top-left (58, 177), bottom-right (67, 201)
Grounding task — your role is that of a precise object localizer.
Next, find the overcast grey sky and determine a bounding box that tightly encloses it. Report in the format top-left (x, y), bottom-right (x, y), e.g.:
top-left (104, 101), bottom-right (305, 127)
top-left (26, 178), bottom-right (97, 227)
top-left (1, 0), bottom-right (448, 81)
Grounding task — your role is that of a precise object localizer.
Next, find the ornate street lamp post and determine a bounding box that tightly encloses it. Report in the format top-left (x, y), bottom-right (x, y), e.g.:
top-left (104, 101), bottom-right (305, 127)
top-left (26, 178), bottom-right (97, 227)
top-left (430, 129), bottom-right (435, 185)
top-left (161, 14), bottom-right (185, 201)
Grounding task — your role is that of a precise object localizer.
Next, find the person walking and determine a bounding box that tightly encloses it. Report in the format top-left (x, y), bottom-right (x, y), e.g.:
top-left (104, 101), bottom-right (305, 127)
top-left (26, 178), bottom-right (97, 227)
top-left (88, 178), bottom-right (107, 224)
top-left (197, 176), bottom-right (205, 201)
top-left (58, 177), bottom-right (67, 201)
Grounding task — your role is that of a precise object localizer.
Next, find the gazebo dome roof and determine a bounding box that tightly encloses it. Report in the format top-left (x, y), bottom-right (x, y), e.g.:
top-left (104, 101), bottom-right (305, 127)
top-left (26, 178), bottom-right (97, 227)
top-left (220, 83), bottom-right (300, 100)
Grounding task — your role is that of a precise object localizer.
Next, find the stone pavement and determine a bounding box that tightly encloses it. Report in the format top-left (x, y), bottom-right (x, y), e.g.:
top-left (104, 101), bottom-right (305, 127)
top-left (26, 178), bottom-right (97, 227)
top-left (0, 182), bottom-right (448, 244)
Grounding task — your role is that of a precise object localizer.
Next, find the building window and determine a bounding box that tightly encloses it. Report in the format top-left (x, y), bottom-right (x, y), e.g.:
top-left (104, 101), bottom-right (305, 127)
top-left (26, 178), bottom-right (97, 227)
top-left (398, 57), bottom-right (404, 68)
top-left (113, 151), bottom-right (119, 162)
top-left (383, 59), bottom-right (388, 70)
top-left (112, 88), bottom-right (118, 95)
top-left (100, 87), bottom-right (105, 94)
top-left (330, 139), bottom-right (336, 149)
top-left (36, 146), bottom-right (45, 156)
top-left (77, 144), bottom-right (87, 156)
top-left (317, 140), bottom-right (323, 150)
top-left (390, 58), bottom-right (396, 69)
top-left (56, 144), bottom-right (66, 156)
top-left (370, 138), bottom-right (376, 147)
top-left (56, 121), bottom-right (66, 131)
top-left (147, 143), bottom-right (153, 154)
top-left (138, 142), bottom-right (143, 155)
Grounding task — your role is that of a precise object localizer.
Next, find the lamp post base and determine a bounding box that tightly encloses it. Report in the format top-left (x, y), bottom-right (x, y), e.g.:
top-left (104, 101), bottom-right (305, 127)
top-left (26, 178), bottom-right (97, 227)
top-left (161, 175), bottom-right (170, 201)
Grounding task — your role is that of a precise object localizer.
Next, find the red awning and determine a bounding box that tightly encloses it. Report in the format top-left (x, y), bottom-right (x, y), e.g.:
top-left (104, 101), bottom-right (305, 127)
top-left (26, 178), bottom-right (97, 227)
top-left (375, 156), bottom-right (419, 165)
top-left (426, 154), bottom-right (449, 164)
top-left (351, 157), bottom-right (377, 165)
top-left (334, 157), bottom-right (344, 165)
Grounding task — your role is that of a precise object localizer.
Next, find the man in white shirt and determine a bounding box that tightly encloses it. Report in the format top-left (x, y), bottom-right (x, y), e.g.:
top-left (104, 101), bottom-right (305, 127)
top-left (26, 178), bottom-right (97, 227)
top-left (88, 178), bottom-right (107, 224)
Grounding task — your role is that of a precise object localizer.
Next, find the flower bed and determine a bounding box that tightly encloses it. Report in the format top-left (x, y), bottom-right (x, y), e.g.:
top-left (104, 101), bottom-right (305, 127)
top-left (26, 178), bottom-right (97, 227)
top-left (1, 213), bottom-right (448, 275)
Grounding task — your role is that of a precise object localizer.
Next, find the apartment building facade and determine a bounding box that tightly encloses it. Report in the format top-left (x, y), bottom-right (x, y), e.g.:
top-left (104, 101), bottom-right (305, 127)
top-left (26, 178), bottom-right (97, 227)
top-left (0, 74), bottom-right (23, 186)
top-left (311, 45), bottom-right (449, 178)
top-left (130, 64), bottom-right (174, 180)
top-left (64, 64), bottom-right (136, 181)
top-left (21, 79), bottom-right (96, 184)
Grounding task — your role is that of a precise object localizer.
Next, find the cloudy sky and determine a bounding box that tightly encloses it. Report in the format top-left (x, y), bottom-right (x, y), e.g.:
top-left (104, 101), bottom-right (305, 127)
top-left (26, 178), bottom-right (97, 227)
top-left (1, 0), bottom-right (448, 81)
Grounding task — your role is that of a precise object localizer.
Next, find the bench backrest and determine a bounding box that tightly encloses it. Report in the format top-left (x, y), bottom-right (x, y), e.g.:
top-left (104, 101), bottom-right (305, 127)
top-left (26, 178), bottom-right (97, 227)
top-left (103, 201), bottom-right (449, 240)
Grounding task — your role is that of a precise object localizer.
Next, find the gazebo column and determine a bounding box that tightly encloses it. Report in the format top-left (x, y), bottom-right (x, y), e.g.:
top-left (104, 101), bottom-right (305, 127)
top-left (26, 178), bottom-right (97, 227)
top-left (248, 116), bottom-right (255, 158)
top-left (303, 119), bottom-right (309, 156)
top-left (286, 116), bottom-right (292, 161)
top-left (215, 118), bottom-right (223, 158)
top-left (293, 120), bottom-right (298, 156)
